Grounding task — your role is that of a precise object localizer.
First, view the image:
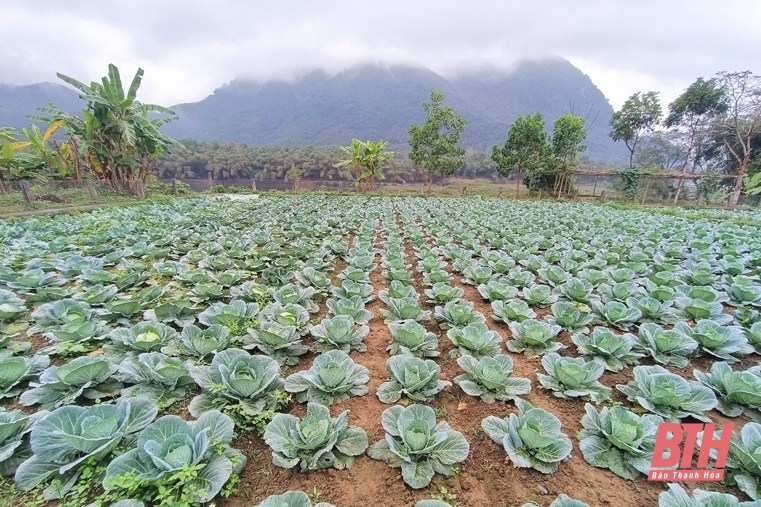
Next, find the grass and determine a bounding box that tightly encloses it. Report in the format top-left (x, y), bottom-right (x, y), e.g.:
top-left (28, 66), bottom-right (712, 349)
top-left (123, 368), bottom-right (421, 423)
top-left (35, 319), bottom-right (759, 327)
top-left (0, 183), bottom-right (142, 213)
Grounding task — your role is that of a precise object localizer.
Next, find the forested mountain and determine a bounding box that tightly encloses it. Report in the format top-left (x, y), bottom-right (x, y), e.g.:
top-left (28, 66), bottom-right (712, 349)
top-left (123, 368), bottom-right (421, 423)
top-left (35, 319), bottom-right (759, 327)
top-left (164, 59), bottom-right (623, 162)
top-left (0, 58), bottom-right (625, 163)
top-left (0, 82), bottom-right (82, 130)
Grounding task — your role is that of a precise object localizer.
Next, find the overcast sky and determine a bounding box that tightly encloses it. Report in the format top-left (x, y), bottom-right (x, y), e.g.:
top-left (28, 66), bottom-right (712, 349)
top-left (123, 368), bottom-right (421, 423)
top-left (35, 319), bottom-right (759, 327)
top-left (1, 0), bottom-right (759, 110)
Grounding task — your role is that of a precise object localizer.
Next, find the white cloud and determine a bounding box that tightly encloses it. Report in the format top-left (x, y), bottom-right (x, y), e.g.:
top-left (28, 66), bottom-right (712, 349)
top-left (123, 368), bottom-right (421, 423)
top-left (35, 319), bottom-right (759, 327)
top-left (1, 0), bottom-right (759, 109)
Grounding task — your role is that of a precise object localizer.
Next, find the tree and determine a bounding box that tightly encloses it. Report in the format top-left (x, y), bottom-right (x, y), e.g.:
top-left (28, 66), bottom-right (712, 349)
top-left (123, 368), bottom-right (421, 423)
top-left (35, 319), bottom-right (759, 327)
top-left (32, 64), bottom-right (177, 191)
top-left (714, 71), bottom-right (761, 206)
top-left (609, 91), bottom-right (662, 169)
top-left (334, 138), bottom-right (393, 192)
top-left (664, 77), bottom-right (727, 202)
top-left (408, 90), bottom-right (467, 193)
top-left (492, 113), bottom-right (554, 191)
top-left (551, 113), bottom-right (588, 194)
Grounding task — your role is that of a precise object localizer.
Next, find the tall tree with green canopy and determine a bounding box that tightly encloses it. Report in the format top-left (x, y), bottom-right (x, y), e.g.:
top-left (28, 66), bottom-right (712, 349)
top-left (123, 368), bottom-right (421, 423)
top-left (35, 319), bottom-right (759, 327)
top-left (334, 138), bottom-right (394, 192)
top-left (714, 71), bottom-right (761, 206)
top-left (665, 77), bottom-right (727, 202)
top-left (609, 91), bottom-right (662, 169)
top-left (31, 64), bottom-right (177, 190)
top-left (551, 113), bottom-right (588, 194)
top-left (492, 113), bottom-right (554, 191)
top-left (408, 90), bottom-right (467, 194)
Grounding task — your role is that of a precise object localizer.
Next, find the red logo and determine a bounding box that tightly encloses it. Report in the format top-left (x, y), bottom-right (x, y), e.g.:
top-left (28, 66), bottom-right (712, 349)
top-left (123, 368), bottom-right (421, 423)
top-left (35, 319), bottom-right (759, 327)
top-left (648, 423), bottom-right (732, 481)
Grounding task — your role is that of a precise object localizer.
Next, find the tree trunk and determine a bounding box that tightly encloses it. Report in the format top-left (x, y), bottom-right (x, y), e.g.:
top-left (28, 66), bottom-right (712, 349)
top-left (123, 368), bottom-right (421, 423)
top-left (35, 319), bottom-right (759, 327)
top-left (674, 174), bottom-right (686, 203)
top-left (251, 179), bottom-right (257, 191)
top-left (641, 177), bottom-right (651, 205)
top-left (428, 173), bottom-right (433, 195)
top-left (730, 165), bottom-right (747, 207)
top-left (173, 179), bottom-right (179, 196)
top-left (592, 174), bottom-right (599, 196)
top-left (20, 180), bottom-right (35, 208)
top-left (88, 180), bottom-right (98, 203)
top-left (515, 170), bottom-right (520, 198)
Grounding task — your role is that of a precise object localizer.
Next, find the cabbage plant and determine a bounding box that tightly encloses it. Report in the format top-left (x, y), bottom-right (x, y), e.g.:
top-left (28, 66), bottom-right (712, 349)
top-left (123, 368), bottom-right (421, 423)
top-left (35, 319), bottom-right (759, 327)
top-left (273, 283), bottom-right (319, 313)
top-left (106, 321), bottom-right (179, 362)
top-left (28, 299), bottom-right (97, 334)
top-left (15, 397), bottom-right (157, 494)
top-left (425, 282), bottom-right (464, 304)
top-left (244, 321), bottom-right (307, 365)
top-left (188, 348), bottom-right (284, 418)
top-left (577, 403), bottom-right (663, 480)
top-left (434, 301), bottom-right (486, 330)
top-left (747, 322), bottom-right (761, 354)
top-left (636, 322), bottom-right (699, 368)
top-left (537, 353), bottom-right (611, 402)
top-left (310, 315), bottom-right (369, 353)
top-left (477, 280), bottom-right (518, 302)
top-left (658, 483), bottom-right (756, 507)
top-left (521, 494), bottom-right (591, 507)
top-left (380, 297), bottom-right (432, 323)
top-left (0, 289), bottom-right (26, 323)
top-left (198, 299), bottom-right (260, 336)
top-left (507, 319), bottom-right (563, 356)
top-left (368, 404), bottom-right (469, 488)
top-left (117, 352), bottom-right (195, 407)
top-left (379, 280), bottom-right (418, 304)
top-left (387, 320), bottom-right (440, 358)
top-left (591, 301), bottom-right (642, 330)
top-left (626, 296), bottom-right (681, 324)
top-left (598, 282), bottom-right (641, 303)
top-left (522, 284), bottom-right (558, 308)
top-left (545, 302), bottom-right (594, 334)
top-left (6, 268), bottom-right (65, 294)
top-left (698, 423), bottom-right (761, 500)
top-left (326, 296), bottom-right (374, 324)
top-left (571, 327), bottom-right (642, 372)
top-left (295, 267), bottom-right (332, 291)
top-left (491, 299), bottom-right (536, 323)
top-left (0, 407), bottom-right (48, 477)
top-left (481, 399), bottom-right (572, 473)
top-left (331, 280), bottom-right (375, 303)
top-left (462, 265), bottom-right (495, 285)
top-left (261, 302), bottom-right (311, 335)
top-left (376, 355), bottom-right (450, 404)
top-left (103, 410), bottom-right (245, 504)
top-left (143, 299), bottom-right (198, 327)
top-left (685, 320), bottom-right (752, 362)
top-left (556, 277), bottom-right (595, 304)
top-left (617, 365), bottom-right (717, 422)
top-left (0, 351), bottom-right (50, 399)
top-left (254, 491), bottom-right (337, 507)
top-left (264, 402), bottom-right (368, 471)
top-left (19, 354), bottom-right (122, 409)
top-left (165, 323), bottom-right (231, 361)
top-left (693, 361), bottom-right (761, 417)
top-left (285, 350), bottom-right (369, 405)
top-left (454, 354), bottom-right (530, 403)
top-left (676, 297), bottom-right (733, 325)
top-left (446, 323), bottom-right (502, 358)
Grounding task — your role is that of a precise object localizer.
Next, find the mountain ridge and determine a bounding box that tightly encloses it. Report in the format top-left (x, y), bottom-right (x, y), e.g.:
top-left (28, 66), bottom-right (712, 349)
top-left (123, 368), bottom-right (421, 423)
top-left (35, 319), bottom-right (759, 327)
top-left (0, 58), bottom-right (625, 162)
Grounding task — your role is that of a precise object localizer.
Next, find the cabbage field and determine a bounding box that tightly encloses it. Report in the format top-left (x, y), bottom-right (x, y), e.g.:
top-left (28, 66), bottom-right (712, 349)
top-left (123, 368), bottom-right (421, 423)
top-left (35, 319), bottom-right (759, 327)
top-left (1, 196), bottom-right (761, 507)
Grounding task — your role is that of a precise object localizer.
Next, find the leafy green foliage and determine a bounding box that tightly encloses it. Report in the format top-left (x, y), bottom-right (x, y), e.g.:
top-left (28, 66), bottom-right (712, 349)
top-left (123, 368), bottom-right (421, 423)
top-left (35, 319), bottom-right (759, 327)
top-left (264, 402), bottom-right (367, 471)
top-left (285, 350), bottom-right (369, 405)
top-left (454, 354), bottom-right (531, 403)
top-left (376, 355), bottom-right (450, 404)
top-left (104, 411), bottom-right (245, 505)
top-left (481, 399), bottom-right (572, 474)
top-left (537, 353), bottom-right (612, 402)
top-left (577, 403), bottom-right (663, 480)
top-left (368, 404), bottom-right (469, 488)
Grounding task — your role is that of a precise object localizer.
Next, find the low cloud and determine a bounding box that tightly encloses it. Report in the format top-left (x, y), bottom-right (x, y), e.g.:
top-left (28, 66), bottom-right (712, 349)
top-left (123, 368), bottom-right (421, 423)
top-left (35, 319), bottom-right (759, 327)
top-left (1, 0), bottom-right (759, 109)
